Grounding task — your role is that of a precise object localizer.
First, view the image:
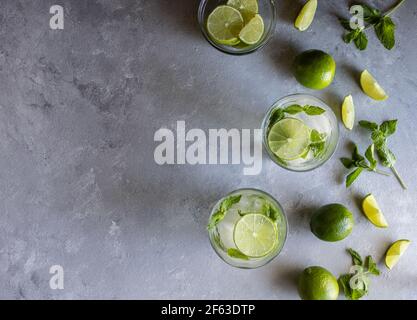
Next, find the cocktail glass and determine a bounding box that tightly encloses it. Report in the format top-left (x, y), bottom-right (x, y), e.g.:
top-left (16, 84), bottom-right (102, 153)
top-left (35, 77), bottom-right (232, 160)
top-left (208, 188), bottom-right (287, 268)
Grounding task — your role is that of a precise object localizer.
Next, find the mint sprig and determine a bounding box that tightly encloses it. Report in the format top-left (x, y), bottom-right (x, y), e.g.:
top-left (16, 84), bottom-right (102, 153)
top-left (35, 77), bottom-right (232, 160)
top-left (340, 143), bottom-right (390, 187)
top-left (338, 248), bottom-right (380, 300)
top-left (359, 119), bottom-right (407, 189)
top-left (207, 194), bottom-right (241, 230)
top-left (339, 0), bottom-right (405, 51)
top-left (269, 105), bottom-right (325, 127)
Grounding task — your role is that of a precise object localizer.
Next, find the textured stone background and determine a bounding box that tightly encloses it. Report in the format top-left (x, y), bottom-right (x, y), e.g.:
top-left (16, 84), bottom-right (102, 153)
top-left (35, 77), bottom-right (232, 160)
top-left (0, 0), bottom-right (416, 299)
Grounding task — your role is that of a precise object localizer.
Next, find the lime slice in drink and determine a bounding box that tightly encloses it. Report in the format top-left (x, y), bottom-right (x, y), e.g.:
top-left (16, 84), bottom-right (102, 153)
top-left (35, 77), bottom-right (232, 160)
top-left (385, 239), bottom-right (411, 270)
top-left (268, 118), bottom-right (311, 160)
top-left (206, 5), bottom-right (244, 46)
top-left (341, 94), bottom-right (355, 130)
top-left (295, 0), bottom-right (318, 31)
top-left (360, 70), bottom-right (388, 101)
top-left (239, 14), bottom-right (264, 45)
top-left (362, 194), bottom-right (388, 228)
top-left (233, 213), bottom-right (278, 258)
top-left (227, 0), bottom-right (259, 23)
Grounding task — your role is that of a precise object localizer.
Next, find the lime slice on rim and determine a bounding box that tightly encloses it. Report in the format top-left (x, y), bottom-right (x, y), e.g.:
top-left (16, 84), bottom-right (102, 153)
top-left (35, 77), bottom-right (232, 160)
top-left (341, 94), bottom-right (355, 130)
top-left (295, 0), bottom-right (318, 31)
top-left (362, 194), bottom-right (388, 228)
top-left (233, 213), bottom-right (278, 258)
top-left (227, 0), bottom-right (259, 23)
top-left (239, 14), bottom-right (264, 45)
top-left (268, 118), bottom-right (311, 161)
top-left (206, 6), bottom-right (244, 46)
top-left (360, 70), bottom-right (388, 101)
top-left (385, 239), bottom-right (411, 270)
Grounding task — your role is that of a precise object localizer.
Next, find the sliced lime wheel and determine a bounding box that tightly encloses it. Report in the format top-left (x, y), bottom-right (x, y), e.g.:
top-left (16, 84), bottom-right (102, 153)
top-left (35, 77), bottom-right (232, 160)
top-left (233, 213), bottom-right (278, 258)
top-left (206, 5), bottom-right (244, 46)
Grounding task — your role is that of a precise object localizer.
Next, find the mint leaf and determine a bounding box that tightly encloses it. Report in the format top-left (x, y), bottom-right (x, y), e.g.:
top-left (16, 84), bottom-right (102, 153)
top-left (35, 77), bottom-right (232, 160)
top-left (220, 195), bottom-right (241, 212)
top-left (361, 4), bottom-right (382, 24)
top-left (227, 248), bottom-right (249, 260)
top-left (340, 158), bottom-right (355, 169)
top-left (339, 17), bottom-right (352, 30)
top-left (309, 130), bottom-right (326, 157)
top-left (346, 167), bottom-right (363, 187)
top-left (377, 144), bottom-right (396, 167)
top-left (352, 144), bottom-right (365, 163)
top-left (380, 120), bottom-right (397, 137)
top-left (304, 105), bottom-right (326, 115)
top-left (269, 108), bottom-right (285, 127)
top-left (354, 31), bottom-right (368, 50)
top-left (343, 28), bottom-right (361, 43)
top-left (359, 120), bottom-right (379, 131)
top-left (375, 16), bottom-right (396, 50)
top-left (338, 274), bottom-right (367, 300)
top-left (207, 210), bottom-right (225, 230)
top-left (208, 195), bottom-right (241, 230)
top-left (263, 204), bottom-right (279, 221)
top-left (365, 256), bottom-right (381, 276)
top-left (347, 248), bottom-right (363, 266)
top-left (284, 104), bottom-right (304, 115)
top-left (365, 144), bottom-right (377, 170)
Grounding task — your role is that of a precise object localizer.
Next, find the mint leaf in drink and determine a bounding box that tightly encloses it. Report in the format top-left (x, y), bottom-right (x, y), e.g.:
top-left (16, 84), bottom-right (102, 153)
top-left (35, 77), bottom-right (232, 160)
top-left (365, 144), bottom-right (377, 170)
top-left (303, 105), bottom-right (326, 115)
top-left (375, 16), bottom-right (396, 50)
top-left (208, 195), bottom-right (241, 230)
top-left (309, 129), bottom-right (326, 157)
top-left (269, 108), bottom-right (285, 128)
top-left (208, 210), bottom-right (225, 230)
top-left (220, 195), bottom-right (241, 212)
top-left (346, 167), bottom-right (363, 187)
top-left (347, 248), bottom-right (363, 266)
top-left (284, 104), bottom-right (304, 114)
top-left (227, 248), bottom-right (249, 260)
top-left (262, 204), bottom-right (279, 221)
top-left (359, 120), bottom-right (379, 131)
top-left (366, 256), bottom-right (381, 276)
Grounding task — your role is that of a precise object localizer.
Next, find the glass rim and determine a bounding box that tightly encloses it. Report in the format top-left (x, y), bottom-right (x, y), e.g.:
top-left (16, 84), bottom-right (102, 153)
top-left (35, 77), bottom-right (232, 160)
top-left (262, 93), bottom-right (340, 173)
top-left (208, 188), bottom-right (288, 269)
top-left (197, 0), bottom-right (277, 56)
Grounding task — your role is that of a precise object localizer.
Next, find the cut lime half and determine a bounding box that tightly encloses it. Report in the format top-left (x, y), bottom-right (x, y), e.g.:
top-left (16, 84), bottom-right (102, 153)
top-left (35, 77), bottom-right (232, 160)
top-left (295, 0), bottom-right (318, 31)
top-left (227, 0), bottom-right (259, 23)
top-left (341, 94), bottom-right (355, 130)
top-left (268, 118), bottom-right (311, 160)
top-left (239, 14), bottom-right (264, 45)
top-left (206, 5), bottom-right (244, 46)
top-left (385, 239), bottom-right (411, 270)
top-left (233, 213), bottom-right (278, 258)
top-left (360, 70), bottom-right (388, 101)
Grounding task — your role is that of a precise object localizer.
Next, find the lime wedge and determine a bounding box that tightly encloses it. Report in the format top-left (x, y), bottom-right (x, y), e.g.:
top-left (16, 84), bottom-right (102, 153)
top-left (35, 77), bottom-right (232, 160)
top-left (206, 5), bottom-right (244, 46)
top-left (233, 213), bottom-right (278, 258)
top-left (268, 118), bottom-right (311, 161)
top-left (239, 14), bottom-right (264, 45)
top-left (360, 70), bottom-right (388, 101)
top-left (362, 194), bottom-right (388, 228)
top-left (227, 0), bottom-right (259, 23)
top-left (385, 240), bottom-right (411, 270)
top-left (341, 94), bottom-right (355, 130)
top-left (295, 0), bottom-right (318, 31)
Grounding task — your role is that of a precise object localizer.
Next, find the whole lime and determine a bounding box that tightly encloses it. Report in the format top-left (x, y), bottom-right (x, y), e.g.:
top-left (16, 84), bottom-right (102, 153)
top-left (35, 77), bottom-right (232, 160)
top-left (293, 49), bottom-right (336, 90)
top-left (298, 266), bottom-right (339, 300)
top-left (310, 204), bottom-right (354, 242)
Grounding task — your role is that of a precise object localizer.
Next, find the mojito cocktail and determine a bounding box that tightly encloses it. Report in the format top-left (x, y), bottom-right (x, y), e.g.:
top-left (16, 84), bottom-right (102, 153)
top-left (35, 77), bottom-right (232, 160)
top-left (208, 189), bottom-right (287, 268)
top-left (262, 94), bottom-right (339, 171)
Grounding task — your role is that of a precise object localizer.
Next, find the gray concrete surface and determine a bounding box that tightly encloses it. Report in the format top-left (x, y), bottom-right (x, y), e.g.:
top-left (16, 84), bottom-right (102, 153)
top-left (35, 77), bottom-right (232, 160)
top-left (0, 0), bottom-right (416, 299)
